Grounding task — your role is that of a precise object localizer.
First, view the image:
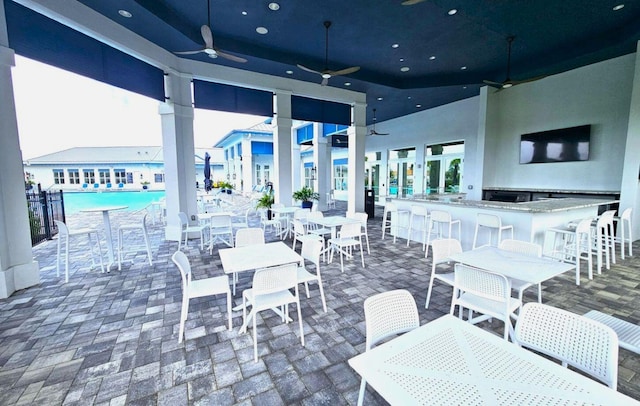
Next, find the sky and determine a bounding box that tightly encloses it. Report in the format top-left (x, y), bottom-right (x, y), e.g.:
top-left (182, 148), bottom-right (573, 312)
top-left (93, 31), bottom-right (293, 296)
top-left (12, 55), bottom-right (265, 160)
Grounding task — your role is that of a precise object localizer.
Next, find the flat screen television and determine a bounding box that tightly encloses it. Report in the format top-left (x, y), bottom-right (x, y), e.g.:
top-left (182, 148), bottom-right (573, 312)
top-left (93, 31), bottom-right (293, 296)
top-left (520, 124), bottom-right (591, 164)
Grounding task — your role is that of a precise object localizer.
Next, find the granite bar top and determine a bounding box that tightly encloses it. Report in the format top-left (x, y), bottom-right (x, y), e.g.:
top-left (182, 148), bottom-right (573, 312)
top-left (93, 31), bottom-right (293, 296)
top-left (483, 187), bottom-right (620, 195)
top-left (389, 197), bottom-right (618, 213)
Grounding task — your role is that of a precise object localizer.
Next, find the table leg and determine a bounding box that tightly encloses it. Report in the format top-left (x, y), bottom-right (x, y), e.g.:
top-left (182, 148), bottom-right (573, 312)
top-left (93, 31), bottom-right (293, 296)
top-left (101, 211), bottom-right (116, 271)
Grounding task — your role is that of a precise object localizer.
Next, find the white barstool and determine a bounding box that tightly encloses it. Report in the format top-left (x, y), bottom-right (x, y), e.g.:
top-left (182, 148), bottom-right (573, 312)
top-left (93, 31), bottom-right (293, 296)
top-left (425, 210), bottom-right (461, 249)
top-left (545, 218), bottom-right (594, 285)
top-left (381, 203), bottom-right (409, 243)
top-left (406, 205), bottom-right (429, 251)
top-left (117, 213), bottom-right (153, 270)
top-left (472, 213), bottom-right (513, 249)
top-left (594, 210), bottom-right (616, 272)
top-left (613, 207), bottom-right (633, 259)
top-left (54, 220), bottom-right (104, 283)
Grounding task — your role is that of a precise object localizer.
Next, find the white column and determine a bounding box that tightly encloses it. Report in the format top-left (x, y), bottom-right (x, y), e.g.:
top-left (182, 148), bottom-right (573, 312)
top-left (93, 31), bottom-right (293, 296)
top-left (241, 138), bottom-right (253, 195)
top-left (347, 102), bottom-right (367, 213)
top-left (292, 138), bottom-right (301, 191)
top-left (0, 4), bottom-right (40, 298)
top-left (273, 90), bottom-right (293, 205)
top-left (160, 73), bottom-right (197, 241)
top-left (314, 122), bottom-right (331, 210)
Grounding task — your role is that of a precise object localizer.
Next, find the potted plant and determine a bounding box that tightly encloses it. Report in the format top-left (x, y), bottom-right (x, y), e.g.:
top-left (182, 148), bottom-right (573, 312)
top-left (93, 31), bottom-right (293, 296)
top-left (141, 181), bottom-right (150, 190)
top-left (218, 181), bottom-right (234, 194)
top-left (293, 186), bottom-right (320, 209)
top-left (256, 192), bottom-right (275, 219)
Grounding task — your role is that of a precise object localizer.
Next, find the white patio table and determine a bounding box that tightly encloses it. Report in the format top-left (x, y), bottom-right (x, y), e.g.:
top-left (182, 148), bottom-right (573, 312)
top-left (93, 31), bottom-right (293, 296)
top-left (80, 205), bottom-right (127, 271)
top-left (448, 245), bottom-right (574, 290)
top-left (219, 241), bottom-right (303, 331)
top-left (270, 206), bottom-right (299, 238)
top-left (307, 215), bottom-right (360, 238)
top-left (349, 314), bottom-right (638, 405)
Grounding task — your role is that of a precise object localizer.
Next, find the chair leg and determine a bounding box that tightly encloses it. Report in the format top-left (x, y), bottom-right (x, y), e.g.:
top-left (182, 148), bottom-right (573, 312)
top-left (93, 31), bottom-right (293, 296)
top-left (143, 229), bottom-right (153, 266)
top-left (425, 274), bottom-right (435, 309)
top-left (179, 296), bottom-right (188, 343)
top-left (226, 290), bottom-right (232, 331)
top-left (117, 229), bottom-right (123, 271)
top-left (357, 378), bottom-right (367, 406)
top-left (56, 236), bottom-right (62, 278)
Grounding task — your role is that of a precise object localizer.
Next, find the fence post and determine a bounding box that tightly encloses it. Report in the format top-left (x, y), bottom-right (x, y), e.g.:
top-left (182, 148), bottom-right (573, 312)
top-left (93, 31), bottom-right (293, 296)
top-left (40, 190), bottom-right (52, 240)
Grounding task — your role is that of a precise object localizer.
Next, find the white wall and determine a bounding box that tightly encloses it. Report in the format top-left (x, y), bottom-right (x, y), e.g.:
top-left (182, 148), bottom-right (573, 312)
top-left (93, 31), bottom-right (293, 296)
top-left (483, 54), bottom-right (635, 192)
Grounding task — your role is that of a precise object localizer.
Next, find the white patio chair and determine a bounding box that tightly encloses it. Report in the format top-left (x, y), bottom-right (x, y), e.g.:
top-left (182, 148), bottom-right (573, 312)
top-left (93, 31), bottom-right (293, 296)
top-left (426, 210), bottom-right (461, 250)
top-left (232, 207), bottom-right (253, 229)
top-left (178, 212), bottom-right (206, 251)
top-left (117, 212), bottom-right (153, 270)
top-left (292, 219), bottom-right (324, 252)
top-left (425, 238), bottom-right (461, 309)
top-left (595, 210), bottom-right (616, 271)
top-left (498, 239), bottom-right (543, 309)
top-left (515, 303), bottom-right (618, 389)
top-left (381, 202), bottom-right (409, 243)
top-left (450, 263), bottom-right (521, 340)
top-left (171, 251), bottom-right (232, 343)
top-left (328, 222), bottom-right (365, 273)
top-left (207, 214), bottom-right (234, 254)
top-left (232, 227), bottom-right (265, 295)
top-left (54, 220), bottom-right (104, 283)
top-left (258, 208), bottom-right (282, 235)
top-left (326, 190), bottom-right (336, 209)
top-left (357, 289), bottom-right (419, 406)
top-left (297, 239), bottom-right (327, 312)
top-left (473, 213), bottom-right (513, 249)
top-left (546, 217), bottom-right (595, 285)
top-left (347, 211), bottom-right (371, 254)
top-left (243, 263), bottom-right (304, 362)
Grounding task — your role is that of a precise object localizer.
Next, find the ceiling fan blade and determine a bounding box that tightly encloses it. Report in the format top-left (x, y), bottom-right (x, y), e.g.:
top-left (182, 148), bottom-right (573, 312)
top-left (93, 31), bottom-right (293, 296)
top-left (297, 64), bottom-right (322, 75)
top-left (482, 79), bottom-right (504, 88)
top-left (201, 25), bottom-right (214, 49)
top-left (215, 49), bottom-right (247, 63)
top-left (401, 0), bottom-right (427, 5)
top-left (321, 77), bottom-right (329, 86)
top-left (370, 130), bottom-right (390, 136)
top-left (327, 66), bottom-right (360, 76)
top-left (174, 49), bottom-right (205, 55)
top-left (511, 74), bottom-right (548, 85)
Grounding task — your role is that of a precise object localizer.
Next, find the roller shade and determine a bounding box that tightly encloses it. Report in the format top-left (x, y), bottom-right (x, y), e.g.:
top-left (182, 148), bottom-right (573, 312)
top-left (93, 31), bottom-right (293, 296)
top-left (5, 1), bottom-right (165, 101)
top-left (291, 95), bottom-right (351, 126)
top-left (193, 80), bottom-right (273, 116)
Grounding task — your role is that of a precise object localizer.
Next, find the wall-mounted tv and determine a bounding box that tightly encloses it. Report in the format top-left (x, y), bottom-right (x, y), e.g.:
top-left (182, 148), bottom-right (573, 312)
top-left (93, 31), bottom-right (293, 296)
top-left (520, 124), bottom-right (591, 164)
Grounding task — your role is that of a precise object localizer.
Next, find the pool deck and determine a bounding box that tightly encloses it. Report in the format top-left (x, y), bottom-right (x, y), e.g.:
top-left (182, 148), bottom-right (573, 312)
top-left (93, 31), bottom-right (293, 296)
top-left (0, 200), bottom-right (639, 405)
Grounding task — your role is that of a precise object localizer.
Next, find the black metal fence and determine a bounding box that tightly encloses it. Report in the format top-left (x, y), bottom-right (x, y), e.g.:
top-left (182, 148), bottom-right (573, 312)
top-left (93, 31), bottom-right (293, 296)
top-left (26, 185), bottom-right (65, 246)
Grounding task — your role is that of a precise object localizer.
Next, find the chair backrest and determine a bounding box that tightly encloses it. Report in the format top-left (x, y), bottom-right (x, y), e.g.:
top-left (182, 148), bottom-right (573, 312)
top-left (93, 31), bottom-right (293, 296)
top-left (301, 238), bottom-right (322, 268)
top-left (515, 303), bottom-right (619, 389)
top-left (410, 205), bottom-right (428, 217)
top-left (294, 208), bottom-right (310, 220)
top-left (383, 202), bottom-right (397, 215)
top-left (364, 289), bottom-right (419, 350)
top-left (307, 211), bottom-right (324, 220)
top-left (252, 263), bottom-right (298, 295)
top-left (431, 238), bottom-right (462, 265)
top-left (476, 213), bottom-right (501, 228)
top-left (54, 220), bottom-right (69, 236)
top-left (293, 219), bottom-right (307, 237)
top-left (350, 212), bottom-right (369, 227)
top-left (430, 210), bottom-right (451, 223)
top-left (235, 228), bottom-right (265, 247)
top-left (210, 214), bottom-right (232, 228)
top-left (454, 263), bottom-right (510, 303)
top-left (498, 239), bottom-right (542, 257)
top-left (621, 207), bottom-right (632, 221)
top-left (178, 212), bottom-right (189, 229)
top-left (339, 222), bottom-right (362, 239)
top-left (575, 217), bottom-right (594, 234)
top-left (141, 213), bottom-right (149, 232)
top-left (171, 250), bottom-right (192, 288)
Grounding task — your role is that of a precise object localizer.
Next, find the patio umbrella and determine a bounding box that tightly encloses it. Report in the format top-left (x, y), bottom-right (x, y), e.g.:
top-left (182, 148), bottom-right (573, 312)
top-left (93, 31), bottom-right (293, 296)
top-left (204, 152), bottom-right (212, 192)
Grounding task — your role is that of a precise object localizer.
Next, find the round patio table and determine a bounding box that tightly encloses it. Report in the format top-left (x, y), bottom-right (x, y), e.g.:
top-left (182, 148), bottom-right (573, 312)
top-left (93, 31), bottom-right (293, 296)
top-left (80, 205), bottom-right (128, 271)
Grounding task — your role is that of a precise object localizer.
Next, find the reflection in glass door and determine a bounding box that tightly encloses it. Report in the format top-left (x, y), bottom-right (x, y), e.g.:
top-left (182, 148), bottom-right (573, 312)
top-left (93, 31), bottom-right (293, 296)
top-left (388, 148), bottom-right (415, 198)
top-left (365, 163), bottom-right (381, 202)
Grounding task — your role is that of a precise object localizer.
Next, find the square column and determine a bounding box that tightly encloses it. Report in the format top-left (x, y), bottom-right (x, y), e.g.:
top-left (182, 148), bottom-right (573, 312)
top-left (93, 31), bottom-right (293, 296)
top-left (274, 90), bottom-right (293, 205)
top-left (347, 102), bottom-right (367, 213)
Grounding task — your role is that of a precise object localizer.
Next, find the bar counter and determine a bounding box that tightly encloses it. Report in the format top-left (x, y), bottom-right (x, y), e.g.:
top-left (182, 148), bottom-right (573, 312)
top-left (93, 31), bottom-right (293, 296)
top-left (388, 196), bottom-right (618, 251)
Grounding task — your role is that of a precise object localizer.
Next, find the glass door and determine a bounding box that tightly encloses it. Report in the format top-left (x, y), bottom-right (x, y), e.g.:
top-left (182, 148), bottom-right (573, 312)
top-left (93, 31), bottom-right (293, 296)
top-left (388, 148), bottom-right (415, 198)
top-left (425, 142), bottom-right (464, 194)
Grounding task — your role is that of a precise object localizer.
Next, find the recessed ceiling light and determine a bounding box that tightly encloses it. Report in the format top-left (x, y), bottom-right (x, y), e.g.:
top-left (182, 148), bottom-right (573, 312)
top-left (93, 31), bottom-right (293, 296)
top-left (613, 4), bottom-right (624, 10)
top-left (256, 27), bottom-right (268, 34)
top-left (399, 58), bottom-right (404, 62)
top-left (344, 82), bottom-right (351, 86)
top-left (242, 11), bottom-right (248, 15)
top-left (463, 86), bottom-right (467, 89)
top-left (118, 9), bottom-right (132, 18)
top-left (416, 104), bottom-right (422, 108)
top-left (268, 2), bottom-right (280, 11)
top-left (392, 44), bottom-right (399, 48)
top-left (286, 70), bottom-right (293, 75)
top-left (407, 96), bottom-right (412, 100)
top-left (400, 67), bottom-right (410, 72)
top-left (448, 9), bottom-right (457, 15)
top-left (429, 56), bottom-right (436, 60)
top-left (460, 66), bottom-right (467, 70)
top-left (377, 97), bottom-right (383, 101)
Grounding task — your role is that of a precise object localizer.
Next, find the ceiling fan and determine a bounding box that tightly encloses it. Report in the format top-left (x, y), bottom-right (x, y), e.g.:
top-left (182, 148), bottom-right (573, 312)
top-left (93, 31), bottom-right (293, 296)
top-left (401, 0), bottom-right (428, 5)
top-left (173, 0), bottom-right (247, 63)
top-left (368, 109), bottom-right (389, 136)
top-left (483, 36), bottom-right (546, 90)
top-left (297, 21), bottom-right (360, 86)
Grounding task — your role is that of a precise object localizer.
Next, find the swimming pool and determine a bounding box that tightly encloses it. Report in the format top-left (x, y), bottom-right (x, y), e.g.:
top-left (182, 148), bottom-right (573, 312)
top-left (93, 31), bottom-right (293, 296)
top-left (63, 191), bottom-right (165, 214)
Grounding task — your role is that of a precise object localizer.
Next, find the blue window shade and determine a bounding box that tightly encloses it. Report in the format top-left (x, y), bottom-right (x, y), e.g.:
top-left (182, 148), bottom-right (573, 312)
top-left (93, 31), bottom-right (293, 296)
top-left (322, 124), bottom-right (349, 136)
top-left (251, 141), bottom-right (273, 155)
top-left (193, 80), bottom-right (273, 116)
top-left (296, 124), bottom-right (314, 144)
top-left (334, 158), bottom-right (348, 165)
top-left (304, 162), bottom-right (314, 168)
top-left (5, 1), bottom-right (165, 101)
top-left (291, 96), bottom-right (351, 126)
top-left (237, 143), bottom-right (242, 156)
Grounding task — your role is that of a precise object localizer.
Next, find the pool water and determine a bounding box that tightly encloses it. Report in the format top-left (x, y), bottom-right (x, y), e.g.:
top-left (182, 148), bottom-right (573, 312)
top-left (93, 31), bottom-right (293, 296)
top-left (63, 191), bottom-right (165, 214)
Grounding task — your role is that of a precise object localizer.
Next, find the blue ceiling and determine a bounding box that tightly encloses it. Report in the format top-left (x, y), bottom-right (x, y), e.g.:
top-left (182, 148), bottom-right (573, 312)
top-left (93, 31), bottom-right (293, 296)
top-left (7, 0), bottom-right (640, 124)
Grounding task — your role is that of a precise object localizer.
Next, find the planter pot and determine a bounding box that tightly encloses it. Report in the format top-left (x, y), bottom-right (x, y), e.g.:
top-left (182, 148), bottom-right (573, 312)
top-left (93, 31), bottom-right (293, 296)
top-left (301, 201), bottom-right (313, 209)
top-left (226, 189), bottom-right (232, 194)
top-left (267, 209), bottom-right (273, 220)
top-left (142, 185), bottom-right (148, 190)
